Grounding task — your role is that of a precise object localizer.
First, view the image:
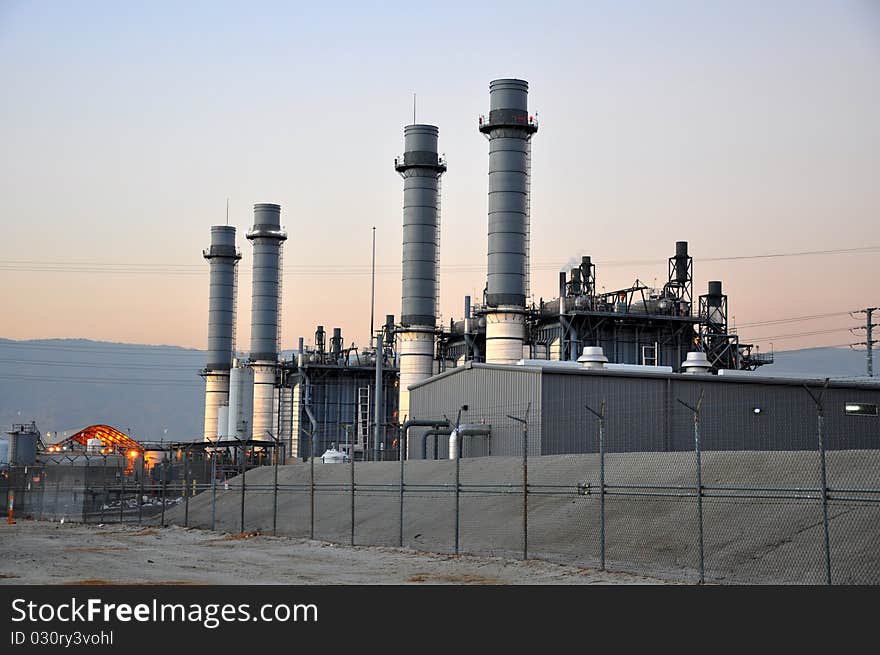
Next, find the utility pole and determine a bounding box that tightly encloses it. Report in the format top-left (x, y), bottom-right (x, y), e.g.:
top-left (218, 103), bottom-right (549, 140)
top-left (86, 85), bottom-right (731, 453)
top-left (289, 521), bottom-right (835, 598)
top-left (370, 226), bottom-right (376, 350)
top-left (851, 307), bottom-right (878, 377)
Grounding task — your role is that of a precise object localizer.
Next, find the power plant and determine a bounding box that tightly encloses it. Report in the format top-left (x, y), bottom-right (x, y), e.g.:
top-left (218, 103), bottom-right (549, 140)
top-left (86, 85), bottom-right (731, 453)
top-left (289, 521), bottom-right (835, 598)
top-left (5, 75), bottom-right (880, 589)
top-left (193, 77), bottom-right (878, 465)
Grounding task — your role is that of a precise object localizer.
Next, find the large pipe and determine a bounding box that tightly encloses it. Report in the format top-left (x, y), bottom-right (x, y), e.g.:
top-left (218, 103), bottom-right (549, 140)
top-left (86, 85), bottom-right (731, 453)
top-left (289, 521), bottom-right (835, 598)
top-left (247, 203), bottom-right (287, 441)
top-left (395, 124), bottom-right (446, 422)
top-left (202, 225), bottom-right (241, 441)
top-left (480, 79), bottom-right (538, 364)
top-left (448, 424), bottom-right (492, 460)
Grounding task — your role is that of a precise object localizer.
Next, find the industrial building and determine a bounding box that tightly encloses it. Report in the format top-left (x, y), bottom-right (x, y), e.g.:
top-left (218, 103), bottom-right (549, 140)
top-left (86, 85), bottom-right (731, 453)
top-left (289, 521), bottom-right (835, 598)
top-left (198, 77), bottom-right (872, 463)
top-left (408, 360), bottom-right (880, 459)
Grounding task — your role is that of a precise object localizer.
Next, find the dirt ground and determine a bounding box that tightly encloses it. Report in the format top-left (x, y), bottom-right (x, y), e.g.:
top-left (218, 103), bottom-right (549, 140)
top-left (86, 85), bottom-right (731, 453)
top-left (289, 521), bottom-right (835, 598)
top-left (0, 520), bottom-right (668, 585)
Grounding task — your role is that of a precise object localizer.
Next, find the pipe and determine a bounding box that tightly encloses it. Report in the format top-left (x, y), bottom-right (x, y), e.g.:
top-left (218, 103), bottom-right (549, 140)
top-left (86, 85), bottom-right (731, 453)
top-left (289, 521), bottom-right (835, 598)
top-left (422, 428), bottom-right (452, 460)
top-left (448, 424), bottom-right (492, 460)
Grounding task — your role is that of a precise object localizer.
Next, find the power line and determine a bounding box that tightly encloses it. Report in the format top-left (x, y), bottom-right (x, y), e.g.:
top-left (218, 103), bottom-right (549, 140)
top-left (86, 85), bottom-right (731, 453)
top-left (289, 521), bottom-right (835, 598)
top-left (0, 374), bottom-right (202, 387)
top-left (736, 311), bottom-right (854, 329)
top-left (739, 327), bottom-right (853, 341)
top-left (2, 244), bottom-right (878, 276)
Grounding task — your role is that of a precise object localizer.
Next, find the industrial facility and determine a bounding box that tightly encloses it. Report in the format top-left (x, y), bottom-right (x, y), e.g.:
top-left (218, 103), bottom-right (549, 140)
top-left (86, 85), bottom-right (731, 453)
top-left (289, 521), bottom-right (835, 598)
top-left (197, 77), bottom-right (878, 463)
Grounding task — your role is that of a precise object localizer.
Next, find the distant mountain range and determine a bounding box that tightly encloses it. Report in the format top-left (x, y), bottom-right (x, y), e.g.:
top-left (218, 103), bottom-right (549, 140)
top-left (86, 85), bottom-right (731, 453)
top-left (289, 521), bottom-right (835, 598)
top-left (0, 338), bottom-right (873, 443)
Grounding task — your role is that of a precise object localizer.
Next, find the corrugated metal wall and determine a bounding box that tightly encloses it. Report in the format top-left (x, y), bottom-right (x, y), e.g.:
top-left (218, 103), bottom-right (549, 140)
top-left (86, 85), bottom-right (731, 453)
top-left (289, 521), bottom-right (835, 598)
top-left (544, 371), bottom-right (880, 453)
top-left (408, 365), bottom-right (542, 458)
top-left (412, 365), bottom-right (880, 456)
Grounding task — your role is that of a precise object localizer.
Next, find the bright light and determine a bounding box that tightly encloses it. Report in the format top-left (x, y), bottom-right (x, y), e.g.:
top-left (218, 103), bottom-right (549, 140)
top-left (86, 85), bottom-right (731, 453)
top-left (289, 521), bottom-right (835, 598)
top-left (846, 404), bottom-right (861, 412)
top-left (753, 408), bottom-right (762, 415)
top-left (128, 450), bottom-right (138, 458)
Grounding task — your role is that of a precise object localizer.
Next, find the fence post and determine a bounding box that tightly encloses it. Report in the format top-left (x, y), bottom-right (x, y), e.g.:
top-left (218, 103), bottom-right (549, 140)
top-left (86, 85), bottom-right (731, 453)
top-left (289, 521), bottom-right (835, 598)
top-left (350, 444), bottom-right (355, 547)
top-left (160, 468), bottom-right (167, 528)
top-left (310, 432), bottom-right (315, 540)
top-left (84, 456), bottom-right (90, 524)
top-left (677, 389), bottom-right (705, 584)
top-left (120, 466), bottom-right (125, 524)
top-left (240, 446), bottom-right (246, 534)
top-left (399, 429), bottom-right (405, 548)
top-left (210, 449), bottom-right (217, 531)
top-left (804, 380), bottom-right (832, 586)
top-left (101, 454), bottom-right (107, 523)
top-left (507, 404), bottom-right (531, 561)
top-left (453, 405), bottom-right (467, 556)
top-left (586, 400), bottom-right (607, 570)
top-left (273, 443), bottom-right (279, 537)
top-left (184, 450), bottom-right (190, 528)
top-left (137, 455), bottom-right (144, 526)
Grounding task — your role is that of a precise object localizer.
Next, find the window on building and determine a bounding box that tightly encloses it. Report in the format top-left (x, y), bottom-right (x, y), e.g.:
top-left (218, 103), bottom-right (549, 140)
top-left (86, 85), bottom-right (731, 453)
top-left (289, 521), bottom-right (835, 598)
top-left (845, 403), bottom-right (878, 416)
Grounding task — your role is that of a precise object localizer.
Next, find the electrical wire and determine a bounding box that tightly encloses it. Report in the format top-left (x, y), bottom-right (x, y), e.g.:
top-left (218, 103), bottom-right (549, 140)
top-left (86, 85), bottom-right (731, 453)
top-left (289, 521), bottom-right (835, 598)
top-left (0, 374), bottom-right (202, 387)
top-left (1, 245), bottom-right (877, 276)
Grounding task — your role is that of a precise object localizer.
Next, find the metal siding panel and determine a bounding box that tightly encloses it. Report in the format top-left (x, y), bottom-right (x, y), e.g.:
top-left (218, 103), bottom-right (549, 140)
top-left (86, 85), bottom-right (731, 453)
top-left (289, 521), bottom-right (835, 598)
top-left (409, 367), bottom-right (541, 458)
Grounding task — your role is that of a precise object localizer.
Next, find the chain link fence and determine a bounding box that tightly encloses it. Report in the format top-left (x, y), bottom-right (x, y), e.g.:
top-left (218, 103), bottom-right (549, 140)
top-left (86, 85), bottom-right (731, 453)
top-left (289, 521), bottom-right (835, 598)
top-left (3, 388), bottom-right (878, 584)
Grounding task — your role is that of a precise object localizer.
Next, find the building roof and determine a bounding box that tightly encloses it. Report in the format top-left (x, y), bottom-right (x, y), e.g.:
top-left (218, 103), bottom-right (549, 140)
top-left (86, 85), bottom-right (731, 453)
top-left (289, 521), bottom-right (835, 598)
top-left (408, 361), bottom-right (880, 392)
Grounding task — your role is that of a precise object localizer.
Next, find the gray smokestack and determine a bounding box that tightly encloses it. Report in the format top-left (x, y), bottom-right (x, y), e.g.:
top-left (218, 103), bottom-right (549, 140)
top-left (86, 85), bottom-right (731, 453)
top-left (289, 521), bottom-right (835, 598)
top-left (480, 78), bottom-right (537, 308)
top-left (204, 226), bottom-right (241, 370)
top-left (395, 124), bottom-right (446, 438)
top-left (480, 78), bottom-right (538, 364)
top-left (247, 203), bottom-right (286, 442)
top-left (247, 203), bottom-right (287, 361)
top-left (202, 225), bottom-right (241, 441)
top-left (396, 124), bottom-right (446, 327)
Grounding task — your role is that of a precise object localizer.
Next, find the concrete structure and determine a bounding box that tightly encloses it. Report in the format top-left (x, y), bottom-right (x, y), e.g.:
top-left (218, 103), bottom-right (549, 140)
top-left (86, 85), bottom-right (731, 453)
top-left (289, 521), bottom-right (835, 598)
top-left (479, 79), bottom-right (538, 364)
top-left (408, 362), bottom-right (880, 459)
top-left (394, 124), bottom-right (446, 427)
top-left (247, 203), bottom-right (287, 441)
top-left (202, 225), bottom-right (241, 441)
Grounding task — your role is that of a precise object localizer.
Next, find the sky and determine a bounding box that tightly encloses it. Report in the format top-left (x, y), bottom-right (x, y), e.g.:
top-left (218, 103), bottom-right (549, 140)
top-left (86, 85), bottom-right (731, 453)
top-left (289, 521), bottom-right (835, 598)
top-left (1, 0), bottom-right (878, 354)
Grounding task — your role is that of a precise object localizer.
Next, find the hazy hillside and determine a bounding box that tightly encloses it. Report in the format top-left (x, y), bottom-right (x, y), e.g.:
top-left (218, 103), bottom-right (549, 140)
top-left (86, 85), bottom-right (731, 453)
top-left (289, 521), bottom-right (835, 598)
top-left (0, 338), bottom-right (873, 444)
top-left (0, 338), bottom-right (206, 443)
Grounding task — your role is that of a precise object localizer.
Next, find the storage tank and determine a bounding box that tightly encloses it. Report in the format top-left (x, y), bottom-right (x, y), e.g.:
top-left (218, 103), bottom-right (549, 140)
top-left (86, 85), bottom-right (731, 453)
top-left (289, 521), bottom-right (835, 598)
top-left (227, 363), bottom-right (254, 440)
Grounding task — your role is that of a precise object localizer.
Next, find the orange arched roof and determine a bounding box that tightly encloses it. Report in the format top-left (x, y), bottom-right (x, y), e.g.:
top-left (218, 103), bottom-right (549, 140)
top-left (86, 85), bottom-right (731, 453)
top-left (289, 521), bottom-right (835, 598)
top-left (58, 425), bottom-right (143, 454)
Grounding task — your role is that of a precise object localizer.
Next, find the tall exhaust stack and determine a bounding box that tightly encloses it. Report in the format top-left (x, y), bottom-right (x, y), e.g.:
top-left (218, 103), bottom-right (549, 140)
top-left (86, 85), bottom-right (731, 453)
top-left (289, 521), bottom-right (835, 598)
top-left (247, 203), bottom-right (287, 441)
top-left (395, 124), bottom-right (446, 424)
top-left (202, 225), bottom-right (241, 441)
top-left (479, 78), bottom-right (538, 363)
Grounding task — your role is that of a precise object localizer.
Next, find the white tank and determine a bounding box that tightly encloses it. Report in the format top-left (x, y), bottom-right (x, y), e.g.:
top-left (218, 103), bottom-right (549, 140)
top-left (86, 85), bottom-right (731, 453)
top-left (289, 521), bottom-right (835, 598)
top-left (203, 371), bottom-right (229, 442)
top-left (217, 404), bottom-right (229, 440)
top-left (227, 364), bottom-right (254, 440)
top-left (320, 447), bottom-right (348, 463)
top-left (251, 361), bottom-right (277, 441)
